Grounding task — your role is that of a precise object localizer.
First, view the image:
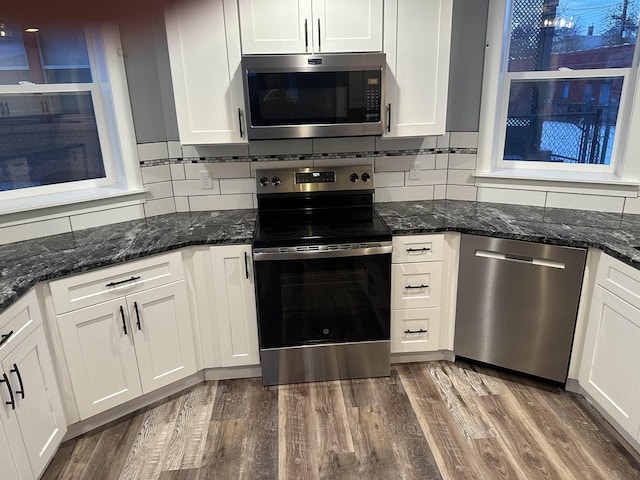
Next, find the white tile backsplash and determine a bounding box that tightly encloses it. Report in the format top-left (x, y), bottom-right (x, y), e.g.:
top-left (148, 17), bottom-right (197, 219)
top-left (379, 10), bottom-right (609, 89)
top-left (141, 165), bottom-right (172, 184)
top-left (375, 186), bottom-right (434, 202)
top-left (374, 155), bottom-right (415, 172)
top-left (447, 169), bottom-right (474, 185)
top-left (173, 179), bottom-right (221, 196)
top-left (312, 157), bottom-right (374, 168)
top-left (375, 171), bottom-right (405, 188)
top-left (70, 205), bottom-right (146, 231)
top-left (174, 197), bottom-right (190, 212)
top-left (188, 194), bottom-right (254, 210)
top-left (138, 142), bottom-right (169, 161)
top-left (181, 144), bottom-right (250, 158)
top-left (220, 178), bottom-right (256, 195)
top-left (405, 169), bottom-right (448, 186)
top-left (145, 181), bottom-right (174, 200)
top-left (313, 136), bottom-right (375, 153)
top-left (144, 198), bottom-right (176, 217)
top-left (170, 164), bottom-right (186, 181)
top-left (450, 131), bottom-right (479, 149)
top-left (434, 184), bottom-right (447, 200)
top-left (251, 159), bottom-right (313, 175)
top-left (545, 192), bottom-right (625, 212)
top-left (448, 154), bottom-right (477, 170)
top-left (0, 217), bottom-right (72, 245)
top-left (446, 185), bottom-right (477, 201)
top-left (210, 162), bottom-right (252, 178)
top-left (375, 136), bottom-right (437, 151)
top-left (249, 139), bottom-right (312, 156)
top-left (477, 187), bottom-right (546, 206)
top-left (436, 133), bottom-right (450, 149)
top-left (623, 195), bottom-right (640, 215)
top-left (167, 141), bottom-right (183, 159)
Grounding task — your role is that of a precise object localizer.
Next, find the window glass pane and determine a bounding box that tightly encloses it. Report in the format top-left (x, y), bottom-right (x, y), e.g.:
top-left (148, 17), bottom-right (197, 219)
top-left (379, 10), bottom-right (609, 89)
top-left (0, 22), bottom-right (91, 84)
top-left (0, 92), bottom-right (105, 191)
top-left (509, 0), bottom-right (637, 72)
top-left (504, 77), bottom-right (623, 164)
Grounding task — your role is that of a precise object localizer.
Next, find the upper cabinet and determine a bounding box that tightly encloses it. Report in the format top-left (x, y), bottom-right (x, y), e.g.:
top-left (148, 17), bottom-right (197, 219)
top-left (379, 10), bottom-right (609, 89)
top-left (383, 0), bottom-right (452, 137)
top-left (238, 0), bottom-right (383, 54)
top-left (165, 0), bottom-right (247, 144)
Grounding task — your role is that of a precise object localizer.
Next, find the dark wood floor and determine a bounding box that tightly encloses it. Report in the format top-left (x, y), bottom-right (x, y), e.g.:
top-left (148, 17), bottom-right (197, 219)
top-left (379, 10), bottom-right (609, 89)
top-left (42, 361), bottom-right (640, 480)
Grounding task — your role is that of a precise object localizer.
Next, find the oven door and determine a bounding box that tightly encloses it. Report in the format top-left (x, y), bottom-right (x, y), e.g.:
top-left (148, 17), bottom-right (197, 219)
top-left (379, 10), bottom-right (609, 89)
top-left (253, 245), bottom-right (391, 350)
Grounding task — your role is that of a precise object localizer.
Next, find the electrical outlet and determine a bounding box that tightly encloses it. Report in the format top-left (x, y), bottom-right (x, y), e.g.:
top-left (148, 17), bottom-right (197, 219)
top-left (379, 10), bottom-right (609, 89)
top-left (409, 160), bottom-right (421, 180)
top-left (200, 170), bottom-right (213, 189)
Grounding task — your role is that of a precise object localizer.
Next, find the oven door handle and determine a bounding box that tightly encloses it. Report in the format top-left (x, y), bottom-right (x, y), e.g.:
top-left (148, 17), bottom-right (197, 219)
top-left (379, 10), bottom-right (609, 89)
top-left (253, 243), bottom-right (392, 261)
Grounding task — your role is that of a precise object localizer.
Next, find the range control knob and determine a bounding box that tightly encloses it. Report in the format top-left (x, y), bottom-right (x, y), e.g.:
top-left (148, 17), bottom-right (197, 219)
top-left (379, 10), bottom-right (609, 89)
top-left (259, 176), bottom-right (269, 187)
top-left (350, 173), bottom-right (359, 183)
top-left (361, 172), bottom-right (371, 182)
top-left (271, 176), bottom-right (281, 186)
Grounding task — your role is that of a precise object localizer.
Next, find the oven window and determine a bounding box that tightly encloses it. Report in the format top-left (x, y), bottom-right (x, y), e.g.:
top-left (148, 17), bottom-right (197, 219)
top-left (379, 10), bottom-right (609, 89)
top-left (254, 254), bottom-right (390, 349)
top-left (246, 70), bottom-right (380, 126)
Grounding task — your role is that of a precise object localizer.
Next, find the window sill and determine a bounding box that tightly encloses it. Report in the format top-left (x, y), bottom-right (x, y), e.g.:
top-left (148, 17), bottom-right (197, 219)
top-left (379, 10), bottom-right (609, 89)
top-left (0, 186), bottom-right (148, 219)
top-left (473, 170), bottom-right (640, 197)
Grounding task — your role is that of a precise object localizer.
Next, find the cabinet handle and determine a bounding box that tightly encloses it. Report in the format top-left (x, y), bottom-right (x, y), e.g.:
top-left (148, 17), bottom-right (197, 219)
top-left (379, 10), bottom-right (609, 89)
top-left (317, 18), bottom-right (321, 51)
top-left (238, 108), bottom-right (244, 138)
top-left (0, 102), bottom-right (4, 115)
top-left (10, 364), bottom-right (24, 400)
top-left (106, 276), bottom-right (141, 287)
top-left (386, 104), bottom-right (391, 133)
top-left (244, 251), bottom-right (249, 279)
top-left (405, 284), bottom-right (428, 289)
top-left (120, 305), bottom-right (128, 335)
top-left (5, 102), bottom-right (9, 115)
top-left (404, 328), bottom-right (427, 334)
top-left (1, 373), bottom-right (15, 410)
top-left (0, 330), bottom-right (14, 347)
top-left (406, 247), bottom-right (430, 253)
top-left (304, 19), bottom-right (309, 52)
top-left (134, 301), bottom-right (142, 331)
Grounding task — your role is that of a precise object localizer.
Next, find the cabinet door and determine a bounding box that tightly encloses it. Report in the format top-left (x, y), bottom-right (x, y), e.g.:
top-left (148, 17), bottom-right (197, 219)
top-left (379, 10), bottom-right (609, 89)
top-left (1, 329), bottom-right (66, 478)
top-left (128, 281), bottom-right (197, 393)
top-left (238, 0), bottom-right (312, 54)
top-left (57, 298), bottom-right (142, 419)
top-left (313, 0), bottom-right (382, 53)
top-left (580, 286), bottom-right (640, 437)
top-left (0, 418), bottom-right (26, 480)
top-left (383, 0), bottom-right (452, 137)
top-left (210, 245), bottom-right (259, 367)
top-left (165, 0), bottom-right (247, 144)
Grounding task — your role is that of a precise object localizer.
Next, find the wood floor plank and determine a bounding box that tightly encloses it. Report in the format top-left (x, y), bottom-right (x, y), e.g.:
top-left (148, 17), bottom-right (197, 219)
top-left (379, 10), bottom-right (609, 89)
top-left (45, 430), bottom-right (102, 480)
top-left (210, 378), bottom-right (249, 421)
top-left (199, 417), bottom-right (248, 479)
top-left (397, 362), bottom-right (519, 480)
top-left (339, 376), bottom-right (377, 408)
top-left (157, 468), bottom-right (200, 480)
top-left (40, 438), bottom-right (77, 480)
top-left (309, 380), bottom-right (355, 455)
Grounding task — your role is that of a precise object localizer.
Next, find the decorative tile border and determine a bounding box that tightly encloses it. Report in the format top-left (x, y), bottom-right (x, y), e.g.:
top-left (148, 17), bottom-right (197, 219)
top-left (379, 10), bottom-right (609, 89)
top-left (138, 147), bottom-right (477, 167)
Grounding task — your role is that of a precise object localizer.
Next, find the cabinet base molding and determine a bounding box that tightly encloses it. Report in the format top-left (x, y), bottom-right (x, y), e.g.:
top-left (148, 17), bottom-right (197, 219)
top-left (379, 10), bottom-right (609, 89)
top-left (204, 364), bottom-right (261, 381)
top-left (571, 383), bottom-right (640, 459)
top-left (391, 350), bottom-right (454, 364)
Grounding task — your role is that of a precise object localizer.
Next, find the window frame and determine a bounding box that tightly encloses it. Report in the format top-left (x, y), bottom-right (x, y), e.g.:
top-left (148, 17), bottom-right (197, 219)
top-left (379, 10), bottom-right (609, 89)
top-left (0, 23), bottom-right (143, 215)
top-left (476, 0), bottom-right (640, 192)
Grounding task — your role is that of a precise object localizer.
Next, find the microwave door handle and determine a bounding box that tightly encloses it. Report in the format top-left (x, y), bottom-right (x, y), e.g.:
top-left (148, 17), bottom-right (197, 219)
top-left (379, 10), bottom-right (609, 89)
top-left (317, 18), bottom-right (321, 52)
top-left (386, 104), bottom-right (391, 133)
top-left (238, 108), bottom-right (244, 138)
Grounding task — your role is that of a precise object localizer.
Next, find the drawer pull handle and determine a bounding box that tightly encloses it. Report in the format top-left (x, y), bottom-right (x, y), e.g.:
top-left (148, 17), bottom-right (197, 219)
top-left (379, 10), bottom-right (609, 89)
top-left (120, 305), bottom-right (128, 335)
top-left (404, 328), bottom-right (427, 334)
top-left (405, 284), bottom-right (428, 289)
top-left (0, 330), bottom-right (14, 347)
top-left (106, 276), bottom-right (141, 287)
top-left (406, 247), bottom-right (430, 253)
top-left (10, 364), bottom-right (24, 399)
top-left (244, 251), bottom-right (249, 279)
top-left (1, 373), bottom-right (15, 410)
top-left (134, 302), bottom-right (142, 331)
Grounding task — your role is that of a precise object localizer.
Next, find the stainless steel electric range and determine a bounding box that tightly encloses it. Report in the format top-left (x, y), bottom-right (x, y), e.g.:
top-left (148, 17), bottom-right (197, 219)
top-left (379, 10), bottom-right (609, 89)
top-left (252, 165), bottom-right (392, 386)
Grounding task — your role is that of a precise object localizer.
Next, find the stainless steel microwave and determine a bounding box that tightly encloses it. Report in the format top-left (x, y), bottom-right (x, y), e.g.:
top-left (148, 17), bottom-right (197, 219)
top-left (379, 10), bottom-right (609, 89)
top-left (241, 53), bottom-right (385, 140)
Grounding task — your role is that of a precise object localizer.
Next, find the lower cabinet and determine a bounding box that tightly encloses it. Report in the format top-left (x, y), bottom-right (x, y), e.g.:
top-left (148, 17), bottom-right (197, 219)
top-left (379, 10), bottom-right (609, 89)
top-left (0, 290), bottom-right (66, 480)
top-left (57, 280), bottom-right (196, 419)
top-left (209, 244), bottom-right (259, 367)
top-left (579, 253), bottom-right (640, 444)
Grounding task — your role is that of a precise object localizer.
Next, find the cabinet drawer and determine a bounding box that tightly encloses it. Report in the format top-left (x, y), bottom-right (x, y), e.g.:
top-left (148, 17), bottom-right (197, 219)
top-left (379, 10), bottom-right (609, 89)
top-left (0, 290), bottom-right (41, 357)
top-left (50, 251), bottom-right (185, 314)
top-left (596, 254), bottom-right (640, 310)
top-left (392, 235), bottom-right (444, 263)
top-left (391, 308), bottom-right (441, 353)
top-left (391, 262), bottom-right (442, 309)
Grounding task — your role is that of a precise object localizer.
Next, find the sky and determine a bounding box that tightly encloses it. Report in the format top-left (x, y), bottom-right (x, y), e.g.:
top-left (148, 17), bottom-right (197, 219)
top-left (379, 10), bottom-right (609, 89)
top-left (558, 0), bottom-right (636, 35)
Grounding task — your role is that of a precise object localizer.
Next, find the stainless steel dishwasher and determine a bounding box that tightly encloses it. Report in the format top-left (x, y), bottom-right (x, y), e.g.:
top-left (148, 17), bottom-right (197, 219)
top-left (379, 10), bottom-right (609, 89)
top-left (454, 235), bottom-right (587, 383)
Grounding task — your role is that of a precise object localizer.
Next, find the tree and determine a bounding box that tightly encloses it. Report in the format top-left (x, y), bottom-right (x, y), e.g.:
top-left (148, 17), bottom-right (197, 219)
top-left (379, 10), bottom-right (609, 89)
top-left (601, 0), bottom-right (639, 46)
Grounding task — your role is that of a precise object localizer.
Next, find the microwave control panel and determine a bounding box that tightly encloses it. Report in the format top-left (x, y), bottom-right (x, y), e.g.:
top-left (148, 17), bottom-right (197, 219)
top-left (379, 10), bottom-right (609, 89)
top-left (365, 74), bottom-right (381, 122)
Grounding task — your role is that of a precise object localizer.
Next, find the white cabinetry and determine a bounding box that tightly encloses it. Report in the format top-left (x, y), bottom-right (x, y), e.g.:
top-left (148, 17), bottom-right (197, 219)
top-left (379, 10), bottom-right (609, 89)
top-left (390, 235), bottom-right (446, 353)
top-left (383, 0), bottom-right (452, 137)
top-left (50, 252), bottom-right (197, 420)
top-left (165, 0), bottom-right (247, 144)
top-left (579, 253), bottom-right (640, 444)
top-left (0, 290), bottom-right (66, 480)
top-left (209, 244), bottom-right (259, 367)
top-left (238, 0), bottom-right (383, 54)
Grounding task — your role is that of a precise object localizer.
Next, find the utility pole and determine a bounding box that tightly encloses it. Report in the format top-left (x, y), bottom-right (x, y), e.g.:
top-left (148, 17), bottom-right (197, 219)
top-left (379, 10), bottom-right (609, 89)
top-left (617, 0), bottom-right (629, 43)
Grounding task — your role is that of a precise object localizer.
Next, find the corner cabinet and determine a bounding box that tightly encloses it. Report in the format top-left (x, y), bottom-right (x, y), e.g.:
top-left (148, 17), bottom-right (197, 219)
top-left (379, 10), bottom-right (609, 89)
top-left (0, 290), bottom-right (66, 480)
top-left (209, 244), bottom-right (259, 367)
top-left (238, 0), bottom-right (383, 54)
top-left (579, 252), bottom-right (640, 444)
top-left (165, 0), bottom-right (247, 144)
top-left (383, 0), bottom-right (452, 137)
top-left (49, 252), bottom-right (197, 420)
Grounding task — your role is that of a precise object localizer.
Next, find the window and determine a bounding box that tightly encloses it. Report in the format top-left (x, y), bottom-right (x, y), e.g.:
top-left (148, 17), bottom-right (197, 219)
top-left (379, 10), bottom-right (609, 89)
top-left (477, 0), bottom-right (640, 185)
top-left (0, 21), bottom-right (141, 212)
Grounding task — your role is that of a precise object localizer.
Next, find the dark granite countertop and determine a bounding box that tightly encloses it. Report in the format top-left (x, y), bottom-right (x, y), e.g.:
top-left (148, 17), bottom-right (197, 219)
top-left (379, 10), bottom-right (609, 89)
top-left (2, 200), bottom-right (640, 315)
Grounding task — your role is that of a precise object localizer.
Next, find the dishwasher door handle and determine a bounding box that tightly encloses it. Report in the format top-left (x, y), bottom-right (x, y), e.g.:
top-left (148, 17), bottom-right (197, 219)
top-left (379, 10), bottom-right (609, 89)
top-left (475, 249), bottom-right (565, 269)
